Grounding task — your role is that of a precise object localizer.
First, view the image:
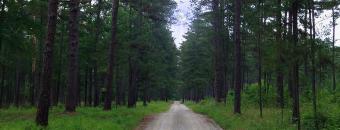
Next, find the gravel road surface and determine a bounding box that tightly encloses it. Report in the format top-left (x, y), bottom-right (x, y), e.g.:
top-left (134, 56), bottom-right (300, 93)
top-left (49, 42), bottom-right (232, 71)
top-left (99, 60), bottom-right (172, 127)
top-left (144, 101), bottom-right (223, 130)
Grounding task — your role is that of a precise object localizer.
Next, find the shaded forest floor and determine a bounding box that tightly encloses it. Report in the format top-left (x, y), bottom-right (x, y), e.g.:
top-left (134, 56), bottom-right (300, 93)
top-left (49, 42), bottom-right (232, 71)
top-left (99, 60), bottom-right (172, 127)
top-left (0, 102), bottom-right (170, 130)
top-left (186, 84), bottom-right (340, 130)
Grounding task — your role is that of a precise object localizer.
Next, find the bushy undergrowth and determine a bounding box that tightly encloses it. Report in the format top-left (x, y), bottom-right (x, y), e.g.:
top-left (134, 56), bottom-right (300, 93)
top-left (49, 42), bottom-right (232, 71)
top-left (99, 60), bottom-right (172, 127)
top-left (186, 83), bottom-right (340, 130)
top-left (0, 101), bottom-right (170, 130)
top-left (301, 89), bottom-right (340, 130)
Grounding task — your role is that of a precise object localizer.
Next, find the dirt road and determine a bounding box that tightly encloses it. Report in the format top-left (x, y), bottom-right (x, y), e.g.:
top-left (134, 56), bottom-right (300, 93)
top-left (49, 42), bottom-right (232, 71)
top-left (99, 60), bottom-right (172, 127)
top-left (144, 101), bottom-right (223, 130)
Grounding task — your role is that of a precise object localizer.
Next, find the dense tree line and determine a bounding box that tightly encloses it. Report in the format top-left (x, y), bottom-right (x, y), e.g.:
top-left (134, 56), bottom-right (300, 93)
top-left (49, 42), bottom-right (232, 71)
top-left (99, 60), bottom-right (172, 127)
top-left (1, 0), bottom-right (339, 129)
top-left (179, 0), bottom-right (339, 129)
top-left (0, 0), bottom-right (178, 126)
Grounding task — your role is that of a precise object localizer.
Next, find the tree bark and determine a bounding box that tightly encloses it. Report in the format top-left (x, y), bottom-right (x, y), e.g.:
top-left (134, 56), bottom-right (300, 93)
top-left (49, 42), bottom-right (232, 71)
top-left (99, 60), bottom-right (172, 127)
top-left (93, 67), bottom-right (99, 106)
top-left (128, 56), bottom-right (138, 108)
top-left (234, 0), bottom-right (242, 114)
top-left (65, 0), bottom-right (80, 112)
top-left (0, 67), bottom-right (5, 108)
top-left (332, 1), bottom-right (336, 91)
top-left (143, 80), bottom-right (148, 106)
top-left (291, 0), bottom-right (300, 129)
top-left (30, 34), bottom-right (38, 106)
top-left (0, 0), bottom-right (4, 108)
top-left (115, 65), bottom-right (125, 106)
top-left (35, 0), bottom-right (59, 126)
top-left (212, 0), bottom-right (227, 103)
top-left (310, 1), bottom-right (319, 129)
top-left (84, 68), bottom-right (88, 106)
top-left (93, 0), bottom-right (102, 107)
top-left (6, 74), bottom-right (12, 106)
top-left (14, 69), bottom-right (21, 107)
top-left (276, 0), bottom-right (284, 110)
top-left (88, 68), bottom-right (93, 106)
top-left (54, 20), bottom-right (65, 106)
top-left (104, 0), bottom-right (119, 110)
top-left (258, 0), bottom-right (263, 118)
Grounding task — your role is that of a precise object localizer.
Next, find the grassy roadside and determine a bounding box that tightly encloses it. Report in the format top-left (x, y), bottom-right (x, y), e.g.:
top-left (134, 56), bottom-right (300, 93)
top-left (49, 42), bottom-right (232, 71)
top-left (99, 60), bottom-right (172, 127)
top-left (0, 101), bottom-right (170, 130)
top-left (186, 82), bottom-right (340, 130)
top-left (186, 99), bottom-right (295, 130)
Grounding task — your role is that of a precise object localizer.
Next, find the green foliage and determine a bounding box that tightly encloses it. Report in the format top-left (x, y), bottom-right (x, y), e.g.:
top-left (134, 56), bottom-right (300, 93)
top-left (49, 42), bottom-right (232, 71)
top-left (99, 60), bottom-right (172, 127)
top-left (0, 0), bottom-right (179, 107)
top-left (301, 88), bottom-right (340, 130)
top-left (243, 83), bottom-right (290, 107)
top-left (186, 83), bottom-right (340, 130)
top-left (0, 102), bottom-right (170, 130)
top-left (179, 17), bottom-right (213, 100)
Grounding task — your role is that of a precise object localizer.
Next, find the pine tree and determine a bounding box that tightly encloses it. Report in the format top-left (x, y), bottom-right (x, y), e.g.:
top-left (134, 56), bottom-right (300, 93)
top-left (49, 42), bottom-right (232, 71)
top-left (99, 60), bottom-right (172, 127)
top-left (65, 0), bottom-right (80, 112)
top-left (104, 0), bottom-right (120, 110)
top-left (36, 0), bottom-right (59, 126)
top-left (234, 0), bottom-right (242, 114)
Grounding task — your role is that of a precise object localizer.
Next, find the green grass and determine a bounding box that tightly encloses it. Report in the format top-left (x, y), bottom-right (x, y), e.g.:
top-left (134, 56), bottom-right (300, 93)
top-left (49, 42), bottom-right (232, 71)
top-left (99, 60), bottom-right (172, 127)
top-left (186, 86), bottom-right (340, 130)
top-left (0, 101), bottom-right (170, 130)
top-left (186, 99), bottom-right (296, 130)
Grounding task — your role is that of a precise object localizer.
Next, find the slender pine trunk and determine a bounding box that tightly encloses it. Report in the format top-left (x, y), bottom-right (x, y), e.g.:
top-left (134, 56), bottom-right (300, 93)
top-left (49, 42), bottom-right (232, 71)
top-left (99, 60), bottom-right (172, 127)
top-left (65, 0), bottom-right (80, 112)
top-left (311, 1), bottom-right (319, 129)
top-left (276, 0), bottom-right (284, 110)
top-left (104, 0), bottom-right (119, 110)
top-left (212, 0), bottom-right (226, 103)
top-left (332, 1), bottom-right (336, 91)
top-left (234, 0), bottom-right (242, 114)
top-left (93, 0), bottom-right (102, 107)
top-left (291, 1), bottom-right (300, 129)
top-left (35, 0), bottom-right (59, 126)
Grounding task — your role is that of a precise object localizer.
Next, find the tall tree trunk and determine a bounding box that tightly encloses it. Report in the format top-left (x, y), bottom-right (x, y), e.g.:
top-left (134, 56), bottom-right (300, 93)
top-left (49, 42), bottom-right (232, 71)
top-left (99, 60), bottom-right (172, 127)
top-left (88, 68), bottom-right (93, 106)
top-left (310, 1), bottom-right (319, 129)
top-left (93, 0), bottom-right (102, 107)
top-left (35, 0), bottom-right (45, 105)
top-left (30, 73), bottom-right (35, 106)
top-left (103, 0), bottom-right (119, 110)
top-left (35, 0), bottom-right (59, 126)
top-left (143, 80), bottom-right (148, 106)
top-left (234, 0), bottom-right (242, 114)
top-left (0, 67), bottom-right (5, 108)
top-left (30, 34), bottom-right (37, 106)
top-left (55, 20), bottom-right (65, 106)
top-left (212, 0), bottom-right (226, 103)
top-left (84, 68), bottom-right (88, 106)
top-left (77, 72), bottom-right (81, 106)
top-left (287, 8), bottom-right (294, 98)
top-left (258, 34), bottom-right (263, 118)
top-left (0, 0), bottom-right (4, 108)
top-left (6, 73), bottom-right (12, 106)
top-left (115, 65), bottom-right (123, 106)
top-left (258, 0), bottom-right (263, 118)
top-left (128, 56), bottom-right (138, 108)
top-left (0, 0), bottom-right (5, 43)
top-left (332, 1), bottom-right (336, 91)
top-left (221, 0), bottom-right (229, 104)
top-left (14, 69), bottom-right (21, 107)
top-left (291, 0), bottom-right (300, 129)
top-left (93, 67), bottom-right (99, 106)
top-left (276, 0), bottom-right (284, 110)
top-left (65, 0), bottom-right (80, 112)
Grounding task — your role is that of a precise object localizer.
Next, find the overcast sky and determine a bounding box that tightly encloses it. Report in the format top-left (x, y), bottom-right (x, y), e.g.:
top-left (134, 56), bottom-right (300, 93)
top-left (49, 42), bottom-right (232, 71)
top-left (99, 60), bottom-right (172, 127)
top-left (170, 0), bottom-right (193, 47)
top-left (170, 0), bottom-right (340, 48)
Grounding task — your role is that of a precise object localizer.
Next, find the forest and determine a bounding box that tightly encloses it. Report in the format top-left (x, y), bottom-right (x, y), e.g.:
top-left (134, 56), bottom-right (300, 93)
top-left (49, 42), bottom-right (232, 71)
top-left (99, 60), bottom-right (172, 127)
top-left (0, 0), bottom-right (339, 130)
